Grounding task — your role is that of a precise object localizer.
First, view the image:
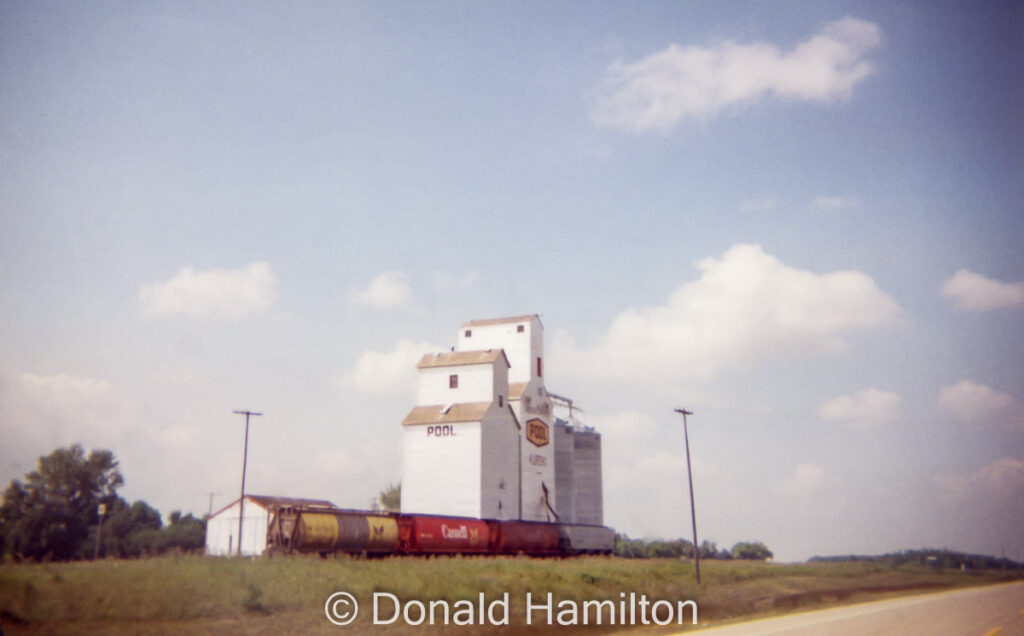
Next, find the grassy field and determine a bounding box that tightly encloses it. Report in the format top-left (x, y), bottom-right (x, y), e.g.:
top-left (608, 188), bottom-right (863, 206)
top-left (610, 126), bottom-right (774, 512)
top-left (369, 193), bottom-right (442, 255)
top-left (1, 555), bottom-right (1020, 635)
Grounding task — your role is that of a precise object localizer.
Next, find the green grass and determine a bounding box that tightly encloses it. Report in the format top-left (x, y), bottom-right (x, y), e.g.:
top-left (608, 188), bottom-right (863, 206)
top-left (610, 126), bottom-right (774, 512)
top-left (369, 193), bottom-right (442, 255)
top-left (0, 555), bottom-right (1020, 634)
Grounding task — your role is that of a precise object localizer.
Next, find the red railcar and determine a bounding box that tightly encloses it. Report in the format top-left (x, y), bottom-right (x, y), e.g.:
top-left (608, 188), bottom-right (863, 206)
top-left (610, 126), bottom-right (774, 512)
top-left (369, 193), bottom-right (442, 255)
top-left (490, 520), bottom-right (560, 555)
top-left (398, 515), bottom-right (490, 554)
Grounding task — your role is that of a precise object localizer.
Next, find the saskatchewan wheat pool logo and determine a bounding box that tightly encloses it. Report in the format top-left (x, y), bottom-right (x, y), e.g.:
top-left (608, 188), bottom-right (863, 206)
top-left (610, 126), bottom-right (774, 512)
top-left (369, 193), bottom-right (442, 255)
top-left (526, 419), bottom-right (549, 447)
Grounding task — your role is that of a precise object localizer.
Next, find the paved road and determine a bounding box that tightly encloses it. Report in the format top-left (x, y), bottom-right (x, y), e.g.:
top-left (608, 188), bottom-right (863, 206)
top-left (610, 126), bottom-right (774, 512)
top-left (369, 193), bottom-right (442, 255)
top-left (688, 581), bottom-right (1024, 636)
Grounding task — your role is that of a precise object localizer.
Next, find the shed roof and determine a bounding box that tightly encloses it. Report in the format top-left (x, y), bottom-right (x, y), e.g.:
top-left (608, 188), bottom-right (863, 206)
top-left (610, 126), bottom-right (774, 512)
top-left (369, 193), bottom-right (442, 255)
top-left (461, 314), bottom-right (541, 328)
top-left (416, 349), bottom-right (509, 369)
top-left (247, 495), bottom-right (337, 510)
top-left (210, 494), bottom-right (338, 518)
top-left (402, 402), bottom-right (491, 426)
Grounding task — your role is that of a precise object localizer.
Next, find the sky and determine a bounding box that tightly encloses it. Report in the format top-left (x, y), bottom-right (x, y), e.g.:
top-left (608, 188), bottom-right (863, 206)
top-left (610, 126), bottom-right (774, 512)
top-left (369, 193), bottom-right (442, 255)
top-left (1, 1), bottom-right (1022, 563)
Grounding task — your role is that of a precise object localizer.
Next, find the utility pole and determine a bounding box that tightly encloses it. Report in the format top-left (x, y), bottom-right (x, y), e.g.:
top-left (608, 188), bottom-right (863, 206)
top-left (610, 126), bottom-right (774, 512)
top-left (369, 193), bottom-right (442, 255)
top-left (675, 408), bottom-right (700, 585)
top-left (233, 410), bottom-right (261, 556)
top-left (207, 492), bottom-right (221, 517)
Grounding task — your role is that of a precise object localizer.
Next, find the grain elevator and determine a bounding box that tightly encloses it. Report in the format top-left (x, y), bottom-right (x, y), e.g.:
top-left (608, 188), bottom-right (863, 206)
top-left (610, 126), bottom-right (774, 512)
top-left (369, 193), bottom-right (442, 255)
top-left (401, 315), bottom-right (603, 525)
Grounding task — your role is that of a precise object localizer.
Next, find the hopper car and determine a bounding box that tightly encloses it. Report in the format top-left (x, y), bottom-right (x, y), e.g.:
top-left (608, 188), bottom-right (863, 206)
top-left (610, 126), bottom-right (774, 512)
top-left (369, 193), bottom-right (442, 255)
top-left (264, 505), bottom-right (613, 557)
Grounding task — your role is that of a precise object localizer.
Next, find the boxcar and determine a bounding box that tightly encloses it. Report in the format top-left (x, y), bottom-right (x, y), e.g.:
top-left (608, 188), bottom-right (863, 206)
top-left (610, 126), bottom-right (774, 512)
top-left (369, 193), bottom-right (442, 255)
top-left (399, 515), bottom-right (490, 554)
top-left (491, 520), bottom-right (560, 555)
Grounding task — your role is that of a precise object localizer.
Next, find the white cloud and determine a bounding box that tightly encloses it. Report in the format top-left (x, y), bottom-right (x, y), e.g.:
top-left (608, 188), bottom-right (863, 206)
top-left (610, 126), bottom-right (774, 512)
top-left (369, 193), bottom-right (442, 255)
top-left (593, 17), bottom-right (882, 133)
top-left (139, 262), bottom-right (277, 318)
top-left (1, 372), bottom-right (134, 442)
top-left (812, 196), bottom-right (860, 211)
top-left (938, 380), bottom-right (1023, 428)
top-left (775, 463), bottom-right (825, 497)
top-left (0, 367), bottom-right (245, 515)
top-left (941, 270), bottom-right (1024, 312)
top-left (0, 370), bottom-right (137, 479)
top-left (936, 457), bottom-right (1024, 506)
top-left (553, 244), bottom-right (903, 389)
top-left (819, 388), bottom-right (901, 428)
top-left (350, 271), bottom-right (413, 310)
top-left (339, 339), bottom-right (443, 396)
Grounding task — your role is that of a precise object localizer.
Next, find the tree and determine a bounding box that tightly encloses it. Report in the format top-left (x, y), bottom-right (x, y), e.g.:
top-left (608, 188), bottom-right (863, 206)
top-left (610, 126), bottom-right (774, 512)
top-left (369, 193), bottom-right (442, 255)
top-left (614, 533), bottom-right (649, 558)
top-left (731, 541), bottom-right (774, 561)
top-left (162, 511), bottom-right (206, 552)
top-left (700, 540), bottom-right (731, 560)
top-left (614, 534), bottom-right (739, 560)
top-left (0, 481), bottom-right (28, 535)
top-left (100, 499), bottom-right (163, 557)
top-left (645, 538), bottom-right (693, 559)
top-left (0, 444), bottom-right (123, 560)
top-left (377, 483), bottom-right (401, 513)
top-left (94, 501), bottom-right (206, 557)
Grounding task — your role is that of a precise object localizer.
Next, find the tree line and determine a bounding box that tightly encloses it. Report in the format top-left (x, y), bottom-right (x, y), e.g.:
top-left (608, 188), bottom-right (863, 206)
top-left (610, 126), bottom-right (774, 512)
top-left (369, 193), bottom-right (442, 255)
top-left (614, 534), bottom-right (773, 560)
top-left (810, 549), bottom-right (1023, 570)
top-left (0, 444), bottom-right (205, 561)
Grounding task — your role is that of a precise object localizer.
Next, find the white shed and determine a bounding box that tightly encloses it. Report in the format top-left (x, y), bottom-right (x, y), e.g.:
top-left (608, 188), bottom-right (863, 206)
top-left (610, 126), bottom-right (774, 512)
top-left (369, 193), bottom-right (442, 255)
top-left (204, 495), bottom-right (336, 556)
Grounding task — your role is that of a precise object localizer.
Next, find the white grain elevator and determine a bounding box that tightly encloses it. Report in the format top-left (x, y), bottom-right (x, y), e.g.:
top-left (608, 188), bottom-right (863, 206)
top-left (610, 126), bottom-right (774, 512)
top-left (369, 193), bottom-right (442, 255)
top-left (400, 314), bottom-right (602, 525)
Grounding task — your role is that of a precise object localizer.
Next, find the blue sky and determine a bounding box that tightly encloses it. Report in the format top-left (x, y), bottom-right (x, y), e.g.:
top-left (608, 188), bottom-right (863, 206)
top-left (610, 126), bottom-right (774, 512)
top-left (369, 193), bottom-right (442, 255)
top-left (2, 1), bottom-right (1021, 562)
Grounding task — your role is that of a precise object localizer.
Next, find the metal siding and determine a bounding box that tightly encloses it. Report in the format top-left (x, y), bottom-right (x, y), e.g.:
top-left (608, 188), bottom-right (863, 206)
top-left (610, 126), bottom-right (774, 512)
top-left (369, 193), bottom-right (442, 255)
top-left (479, 405), bottom-right (520, 520)
top-left (516, 379), bottom-right (555, 522)
top-left (205, 511), bottom-right (234, 556)
top-left (401, 421), bottom-right (482, 518)
top-left (572, 431), bottom-right (604, 526)
top-left (204, 500), bottom-right (269, 556)
top-left (242, 508), bottom-right (268, 556)
top-left (455, 316), bottom-right (539, 385)
top-left (554, 421), bottom-right (576, 524)
top-left (417, 364), bottom-right (495, 406)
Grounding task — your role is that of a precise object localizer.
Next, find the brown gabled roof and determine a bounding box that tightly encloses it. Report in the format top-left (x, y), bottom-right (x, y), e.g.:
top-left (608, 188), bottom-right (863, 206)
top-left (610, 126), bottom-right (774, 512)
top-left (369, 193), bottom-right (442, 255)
top-left (402, 402), bottom-right (491, 426)
top-left (210, 494), bottom-right (338, 518)
top-left (508, 382), bottom-right (528, 399)
top-left (416, 349), bottom-right (509, 369)
top-left (461, 314), bottom-right (540, 328)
